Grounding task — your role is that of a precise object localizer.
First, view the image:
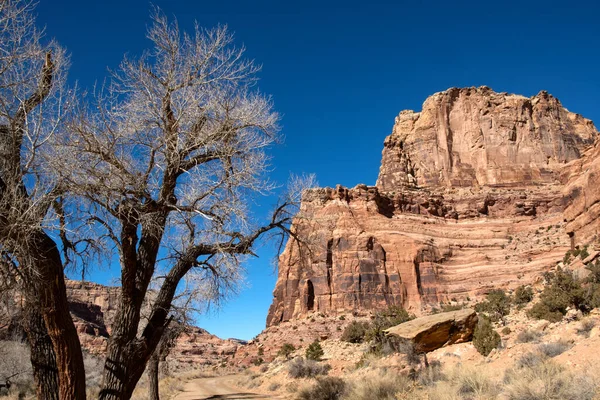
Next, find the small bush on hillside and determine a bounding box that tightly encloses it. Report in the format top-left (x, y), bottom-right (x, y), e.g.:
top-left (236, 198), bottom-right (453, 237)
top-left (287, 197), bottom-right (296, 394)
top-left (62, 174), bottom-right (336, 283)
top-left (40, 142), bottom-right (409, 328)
top-left (287, 357), bottom-right (330, 378)
top-left (527, 268), bottom-right (586, 322)
top-left (504, 360), bottom-right (597, 400)
top-left (344, 369), bottom-right (414, 400)
top-left (516, 329), bottom-right (541, 343)
top-left (296, 376), bottom-right (346, 400)
top-left (472, 316), bottom-right (501, 356)
top-left (341, 321), bottom-right (370, 343)
top-left (584, 260), bottom-right (600, 308)
top-left (515, 352), bottom-right (546, 369)
top-left (475, 289), bottom-right (511, 322)
top-left (576, 318), bottom-right (596, 337)
top-left (365, 305), bottom-right (414, 352)
top-left (513, 285), bottom-right (534, 306)
top-left (278, 343), bottom-right (296, 359)
top-left (305, 340), bottom-right (324, 361)
top-left (538, 340), bottom-right (572, 358)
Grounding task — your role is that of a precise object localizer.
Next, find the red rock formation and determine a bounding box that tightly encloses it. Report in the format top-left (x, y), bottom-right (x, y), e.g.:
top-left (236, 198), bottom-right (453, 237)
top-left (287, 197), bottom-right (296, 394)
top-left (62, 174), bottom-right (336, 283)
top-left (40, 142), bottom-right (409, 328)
top-left (64, 280), bottom-right (239, 365)
top-left (267, 87), bottom-right (599, 327)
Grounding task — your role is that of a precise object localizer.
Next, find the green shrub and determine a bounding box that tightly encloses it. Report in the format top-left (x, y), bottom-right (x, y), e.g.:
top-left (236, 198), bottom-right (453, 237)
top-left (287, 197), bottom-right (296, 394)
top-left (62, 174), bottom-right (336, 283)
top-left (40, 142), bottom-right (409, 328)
top-left (305, 340), bottom-right (324, 361)
top-left (501, 326), bottom-right (512, 335)
top-left (278, 343), bottom-right (295, 359)
top-left (341, 321), bottom-right (370, 343)
top-left (473, 316), bottom-right (501, 356)
top-left (527, 268), bottom-right (586, 322)
top-left (296, 376), bottom-right (346, 400)
top-left (513, 285), bottom-right (534, 305)
top-left (475, 289), bottom-right (511, 322)
top-left (365, 305), bottom-right (414, 352)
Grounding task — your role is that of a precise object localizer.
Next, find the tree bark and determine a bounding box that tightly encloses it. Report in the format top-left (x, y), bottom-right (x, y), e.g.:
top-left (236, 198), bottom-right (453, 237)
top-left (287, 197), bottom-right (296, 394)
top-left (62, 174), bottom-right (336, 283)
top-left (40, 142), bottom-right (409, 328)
top-left (23, 305), bottom-right (59, 400)
top-left (30, 232), bottom-right (87, 400)
top-left (147, 355), bottom-right (160, 400)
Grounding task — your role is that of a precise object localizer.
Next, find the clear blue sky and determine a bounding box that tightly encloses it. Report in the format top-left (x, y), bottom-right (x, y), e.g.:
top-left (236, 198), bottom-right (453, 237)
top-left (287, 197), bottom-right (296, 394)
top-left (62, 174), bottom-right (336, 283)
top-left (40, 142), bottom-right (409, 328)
top-left (36, 0), bottom-right (600, 340)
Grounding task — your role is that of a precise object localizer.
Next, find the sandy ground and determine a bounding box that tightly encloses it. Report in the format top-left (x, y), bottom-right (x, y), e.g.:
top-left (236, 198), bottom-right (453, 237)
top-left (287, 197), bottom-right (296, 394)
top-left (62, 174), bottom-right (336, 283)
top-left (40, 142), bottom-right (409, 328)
top-left (173, 374), bottom-right (283, 400)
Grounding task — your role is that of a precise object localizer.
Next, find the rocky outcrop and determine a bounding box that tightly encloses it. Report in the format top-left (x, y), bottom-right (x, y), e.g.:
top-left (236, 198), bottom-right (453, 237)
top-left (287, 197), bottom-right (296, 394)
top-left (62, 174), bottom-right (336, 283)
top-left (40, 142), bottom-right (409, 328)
top-left (65, 280), bottom-right (239, 365)
top-left (377, 87), bottom-right (596, 190)
top-left (267, 87), bottom-right (599, 327)
top-left (385, 308), bottom-right (478, 353)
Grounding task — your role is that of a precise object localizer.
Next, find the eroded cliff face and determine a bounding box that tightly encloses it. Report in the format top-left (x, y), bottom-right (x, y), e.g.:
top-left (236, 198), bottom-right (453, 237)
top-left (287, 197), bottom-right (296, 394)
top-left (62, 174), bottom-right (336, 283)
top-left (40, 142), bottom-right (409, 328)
top-left (377, 87), bottom-right (596, 190)
top-left (267, 87), bottom-right (599, 327)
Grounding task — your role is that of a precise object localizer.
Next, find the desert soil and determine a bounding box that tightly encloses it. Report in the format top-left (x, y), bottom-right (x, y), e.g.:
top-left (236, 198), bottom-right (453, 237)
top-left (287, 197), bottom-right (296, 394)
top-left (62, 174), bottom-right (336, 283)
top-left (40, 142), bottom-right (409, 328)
top-left (173, 374), bottom-right (283, 400)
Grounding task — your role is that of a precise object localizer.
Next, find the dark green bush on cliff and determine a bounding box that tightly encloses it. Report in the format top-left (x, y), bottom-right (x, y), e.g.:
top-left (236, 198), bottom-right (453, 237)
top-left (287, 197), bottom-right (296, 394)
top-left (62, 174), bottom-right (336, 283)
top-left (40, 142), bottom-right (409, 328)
top-left (473, 316), bottom-right (501, 356)
top-left (513, 285), bottom-right (534, 306)
top-left (341, 321), bottom-right (370, 344)
top-left (475, 289), bottom-right (511, 322)
top-left (528, 268), bottom-right (586, 322)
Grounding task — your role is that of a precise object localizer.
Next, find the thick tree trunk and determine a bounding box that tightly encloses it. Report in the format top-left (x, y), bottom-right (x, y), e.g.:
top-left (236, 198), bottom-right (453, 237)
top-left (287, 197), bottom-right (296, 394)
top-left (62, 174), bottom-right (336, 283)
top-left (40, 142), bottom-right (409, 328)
top-left (147, 355), bottom-right (160, 400)
top-left (23, 306), bottom-right (59, 400)
top-left (31, 232), bottom-right (87, 400)
top-left (98, 302), bottom-right (158, 400)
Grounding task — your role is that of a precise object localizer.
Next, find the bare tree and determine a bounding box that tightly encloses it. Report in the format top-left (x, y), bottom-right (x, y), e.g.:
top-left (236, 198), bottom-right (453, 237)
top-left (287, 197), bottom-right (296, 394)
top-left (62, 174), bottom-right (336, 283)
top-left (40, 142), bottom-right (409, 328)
top-left (52, 8), bottom-right (314, 399)
top-left (0, 1), bottom-right (86, 399)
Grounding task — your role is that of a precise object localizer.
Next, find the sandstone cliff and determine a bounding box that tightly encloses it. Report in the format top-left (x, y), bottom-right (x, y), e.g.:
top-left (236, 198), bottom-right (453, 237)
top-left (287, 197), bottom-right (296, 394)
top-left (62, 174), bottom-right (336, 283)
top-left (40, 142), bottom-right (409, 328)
top-left (267, 87), bottom-right (599, 327)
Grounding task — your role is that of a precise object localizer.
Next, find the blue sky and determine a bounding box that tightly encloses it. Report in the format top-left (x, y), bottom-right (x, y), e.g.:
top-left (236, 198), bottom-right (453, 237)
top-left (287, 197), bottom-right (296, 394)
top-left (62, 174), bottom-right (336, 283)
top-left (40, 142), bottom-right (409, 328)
top-left (36, 0), bottom-right (600, 340)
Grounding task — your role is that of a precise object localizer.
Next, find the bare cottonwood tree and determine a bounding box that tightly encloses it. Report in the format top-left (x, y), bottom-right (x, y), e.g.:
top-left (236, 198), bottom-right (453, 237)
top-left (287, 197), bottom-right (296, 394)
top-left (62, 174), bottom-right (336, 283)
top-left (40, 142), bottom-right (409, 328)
top-left (54, 9), bottom-right (313, 399)
top-left (0, 1), bottom-right (86, 399)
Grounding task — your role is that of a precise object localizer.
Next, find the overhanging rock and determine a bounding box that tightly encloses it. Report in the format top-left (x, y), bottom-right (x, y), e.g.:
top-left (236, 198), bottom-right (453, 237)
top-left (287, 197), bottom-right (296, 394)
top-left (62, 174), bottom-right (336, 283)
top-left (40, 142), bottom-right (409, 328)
top-left (385, 308), bottom-right (478, 353)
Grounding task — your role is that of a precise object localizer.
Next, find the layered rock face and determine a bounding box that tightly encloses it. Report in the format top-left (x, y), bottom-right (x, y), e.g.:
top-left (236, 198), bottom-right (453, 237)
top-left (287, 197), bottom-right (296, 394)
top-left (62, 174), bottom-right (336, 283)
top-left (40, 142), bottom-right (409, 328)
top-left (267, 87), bottom-right (599, 327)
top-left (377, 87), bottom-right (596, 190)
top-left (65, 281), bottom-right (240, 365)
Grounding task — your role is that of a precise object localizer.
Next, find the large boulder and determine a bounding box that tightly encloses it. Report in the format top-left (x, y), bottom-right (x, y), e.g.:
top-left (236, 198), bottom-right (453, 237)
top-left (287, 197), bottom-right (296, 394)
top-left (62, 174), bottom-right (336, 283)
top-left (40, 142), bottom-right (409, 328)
top-left (384, 308), bottom-right (478, 353)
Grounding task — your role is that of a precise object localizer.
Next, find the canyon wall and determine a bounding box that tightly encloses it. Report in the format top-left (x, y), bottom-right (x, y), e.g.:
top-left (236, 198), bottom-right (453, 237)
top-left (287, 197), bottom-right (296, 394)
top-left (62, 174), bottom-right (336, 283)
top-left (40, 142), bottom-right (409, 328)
top-left (267, 86), bottom-right (599, 326)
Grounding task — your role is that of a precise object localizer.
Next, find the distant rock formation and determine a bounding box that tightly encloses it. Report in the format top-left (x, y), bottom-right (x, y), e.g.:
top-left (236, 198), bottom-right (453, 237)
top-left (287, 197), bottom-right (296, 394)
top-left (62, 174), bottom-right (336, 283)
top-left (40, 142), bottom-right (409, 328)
top-left (267, 87), bottom-right (599, 327)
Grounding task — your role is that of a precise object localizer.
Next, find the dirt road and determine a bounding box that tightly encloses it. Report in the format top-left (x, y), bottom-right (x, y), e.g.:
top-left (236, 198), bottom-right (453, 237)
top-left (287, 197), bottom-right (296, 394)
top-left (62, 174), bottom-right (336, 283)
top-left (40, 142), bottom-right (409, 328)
top-left (173, 374), bottom-right (284, 400)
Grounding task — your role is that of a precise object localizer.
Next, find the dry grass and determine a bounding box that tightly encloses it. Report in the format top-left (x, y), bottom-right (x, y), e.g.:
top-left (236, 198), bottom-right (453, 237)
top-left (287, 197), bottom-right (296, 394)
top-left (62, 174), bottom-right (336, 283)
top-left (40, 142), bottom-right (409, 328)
top-left (343, 368), bottom-right (415, 400)
top-left (504, 360), bottom-right (598, 400)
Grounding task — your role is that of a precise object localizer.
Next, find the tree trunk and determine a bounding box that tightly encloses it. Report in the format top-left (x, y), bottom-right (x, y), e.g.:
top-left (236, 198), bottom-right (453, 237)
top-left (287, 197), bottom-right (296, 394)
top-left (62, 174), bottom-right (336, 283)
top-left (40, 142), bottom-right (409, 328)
top-left (23, 306), bottom-right (59, 400)
top-left (147, 355), bottom-right (160, 400)
top-left (98, 302), bottom-right (156, 400)
top-left (31, 232), bottom-right (87, 400)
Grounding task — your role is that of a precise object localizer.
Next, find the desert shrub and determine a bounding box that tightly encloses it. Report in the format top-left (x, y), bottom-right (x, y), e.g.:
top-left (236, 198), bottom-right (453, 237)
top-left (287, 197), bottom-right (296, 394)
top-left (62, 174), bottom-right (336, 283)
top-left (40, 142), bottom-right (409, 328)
top-left (396, 340), bottom-right (421, 366)
top-left (344, 369), bottom-right (413, 400)
top-left (296, 376), bottom-right (346, 400)
top-left (251, 357), bottom-right (264, 366)
top-left (278, 343), bottom-right (296, 359)
top-left (305, 340), bottom-right (324, 361)
top-left (516, 329), bottom-right (541, 343)
top-left (341, 321), bottom-right (369, 343)
top-left (365, 305), bottom-right (414, 352)
top-left (472, 316), bottom-right (501, 356)
top-left (502, 326), bottom-right (512, 335)
top-left (287, 357), bottom-right (330, 378)
top-left (451, 366), bottom-right (499, 398)
top-left (528, 268), bottom-right (586, 321)
top-left (504, 360), bottom-right (597, 400)
top-left (416, 360), bottom-right (445, 387)
top-left (538, 340), bottom-right (571, 358)
top-left (515, 352), bottom-right (547, 369)
top-left (584, 260), bottom-right (600, 308)
top-left (268, 382), bottom-right (281, 391)
top-left (475, 289), bottom-right (511, 322)
top-left (441, 304), bottom-right (464, 312)
top-left (513, 285), bottom-right (534, 305)
top-left (576, 318), bottom-right (596, 337)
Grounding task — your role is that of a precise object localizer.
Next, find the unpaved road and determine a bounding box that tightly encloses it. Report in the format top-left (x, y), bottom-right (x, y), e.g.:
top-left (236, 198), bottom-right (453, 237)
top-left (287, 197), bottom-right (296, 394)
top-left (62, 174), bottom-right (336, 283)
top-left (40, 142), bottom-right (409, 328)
top-left (173, 374), bottom-right (284, 400)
